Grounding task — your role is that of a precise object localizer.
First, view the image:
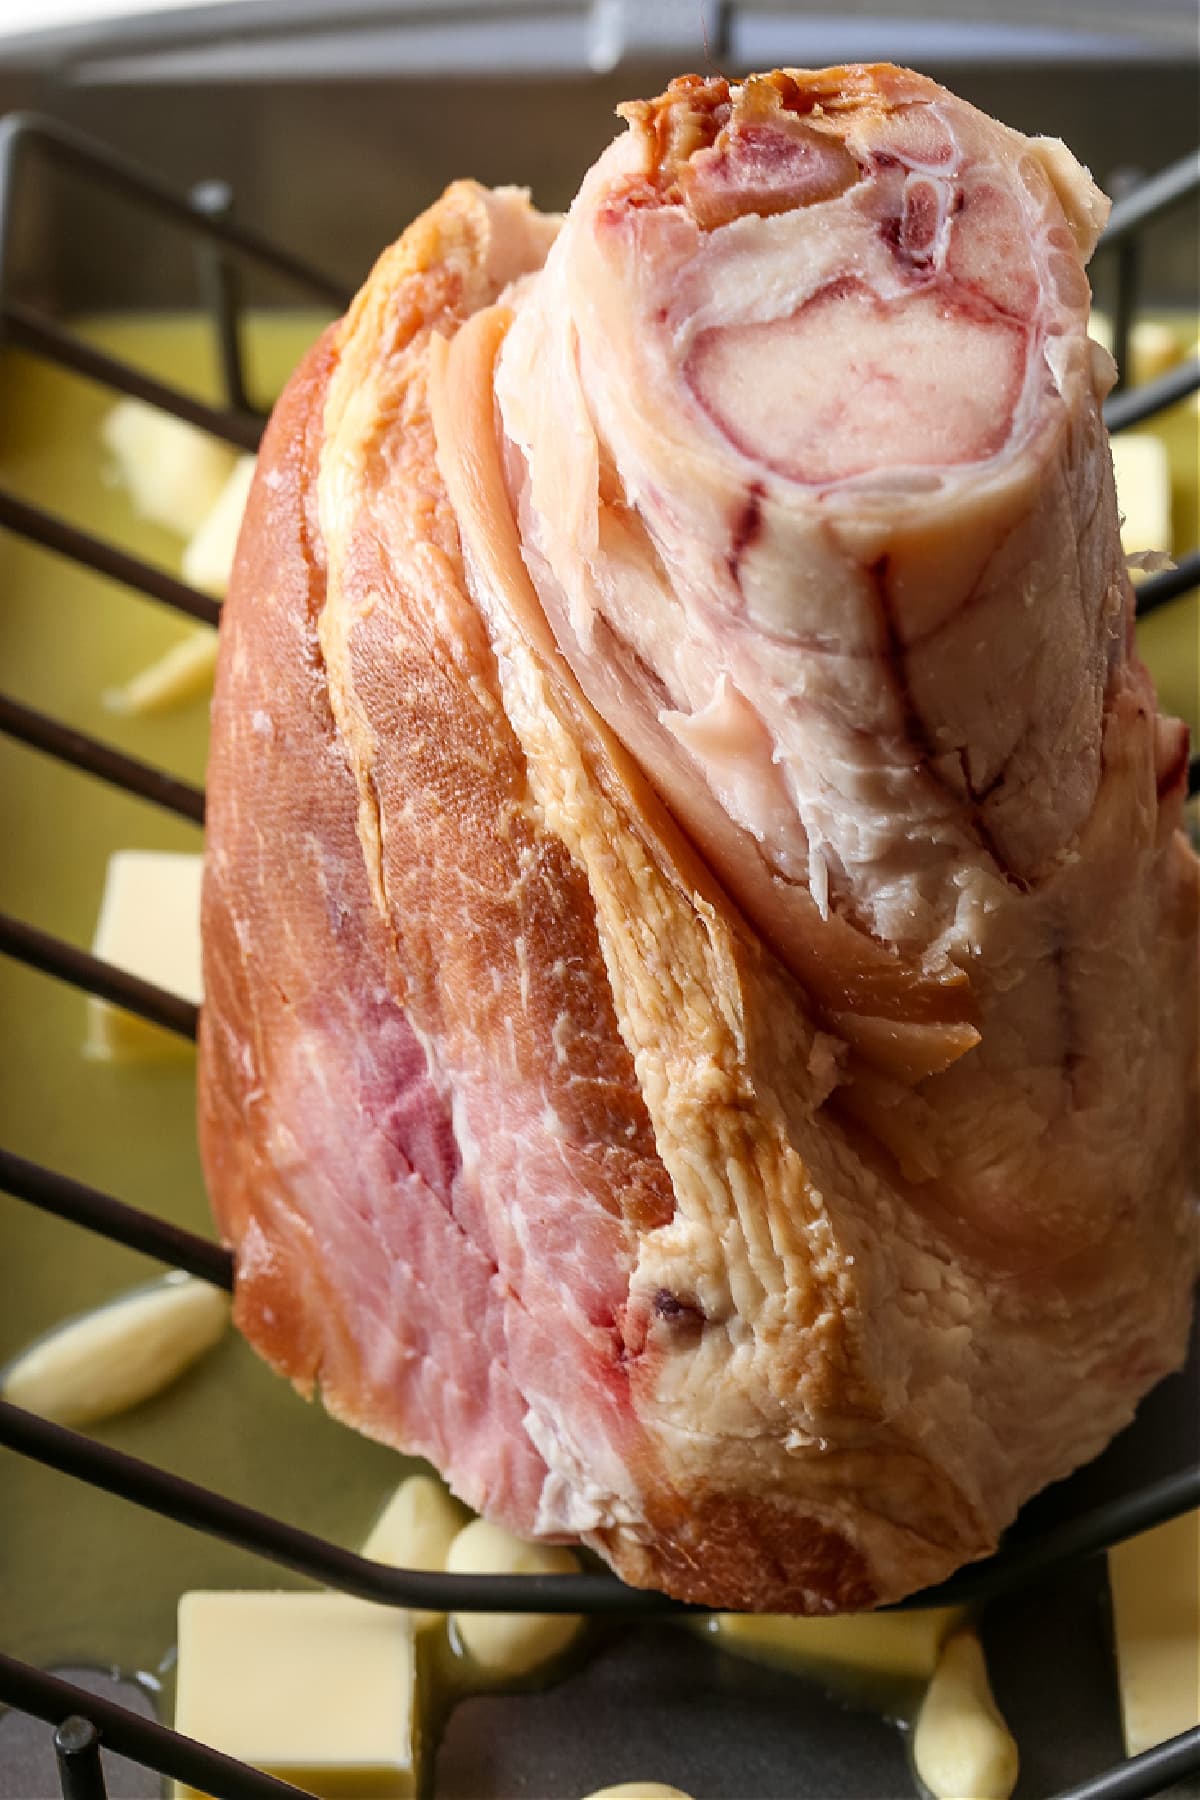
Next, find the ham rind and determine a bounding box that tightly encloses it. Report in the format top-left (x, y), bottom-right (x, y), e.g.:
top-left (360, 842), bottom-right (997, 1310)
top-left (199, 68), bottom-right (1199, 1613)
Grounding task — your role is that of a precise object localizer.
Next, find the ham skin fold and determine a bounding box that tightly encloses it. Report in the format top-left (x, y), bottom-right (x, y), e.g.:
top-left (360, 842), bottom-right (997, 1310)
top-left (199, 65), bottom-right (1199, 1613)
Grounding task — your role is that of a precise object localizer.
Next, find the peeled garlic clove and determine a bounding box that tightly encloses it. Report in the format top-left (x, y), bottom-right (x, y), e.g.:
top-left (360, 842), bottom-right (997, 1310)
top-left (583, 1787), bottom-right (694, 1798)
top-left (2, 1273), bottom-right (229, 1427)
top-left (446, 1517), bottom-right (582, 1677)
top-left (914, 1629), bottom-right (1020, 1800)
top-left (362, 1472), bottom-right (468, 1629)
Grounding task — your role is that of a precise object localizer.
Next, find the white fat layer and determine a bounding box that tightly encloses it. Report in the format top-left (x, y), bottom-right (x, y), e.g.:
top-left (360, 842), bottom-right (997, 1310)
top-left (525, 1408), bottom-right (644, 1535)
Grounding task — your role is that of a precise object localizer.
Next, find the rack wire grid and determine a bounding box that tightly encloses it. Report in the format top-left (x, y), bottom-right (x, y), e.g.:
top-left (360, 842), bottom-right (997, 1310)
top-left (0, 110), bottom-right (1197, 1800)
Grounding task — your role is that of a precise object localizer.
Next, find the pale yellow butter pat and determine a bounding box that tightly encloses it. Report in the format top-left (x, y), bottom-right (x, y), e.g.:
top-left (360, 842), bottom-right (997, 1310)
top-left (86, 851), bottom-right (203, 1061)
top-left (704, 1604), bottom-right (963, 1686)
top-left (1111, 434), bottom-right (1171, 562)
top-left (102, 399), bottom-right (237, 537)
top-left (1, 1273), bottom-right (227, 1426)
top-left (1109, 1510), bottom-right (1200, 1757)
top-left (173, 1590), bottom-right (417, 1800)
top-left (1089, 313), bottom-right (1190, 387)
top-left (362, 1473), bottom-right (468, 1630)
top-left (105, 628), bottom-right (218, 717)
top-left (1127, 320), bottom-right (1187, 385)
top-left (182, 455), bottom-right (256, 597)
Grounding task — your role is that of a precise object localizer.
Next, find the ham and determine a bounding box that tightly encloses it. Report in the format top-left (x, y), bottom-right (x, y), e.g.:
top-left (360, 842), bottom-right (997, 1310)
top-left (198, 67), bottom-right (1199, 1612)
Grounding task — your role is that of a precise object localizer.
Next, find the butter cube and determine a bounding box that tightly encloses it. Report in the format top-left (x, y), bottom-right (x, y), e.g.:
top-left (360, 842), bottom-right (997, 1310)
top-left (1111, 434), bottom-right (1172, 562)
top-left (181, 455), bottom-right (256, 598)
top-left (704, 1604), bottom-right (964, 1687)
top-left (174, 1590), bottom-right (417, 1800)
top-left (1128, 320), bottom-right (1186, 385)
top-left (1088, 313), bottom-right (1190, 387)
top-left (85, 852), bottom-right (203, 1061)
top-left (1109, 1509), bottom-right (1200, 1756)
top-left (105, 628), bottom-right (218, 717)
top-left (102, 399), bottom-right (238, 537)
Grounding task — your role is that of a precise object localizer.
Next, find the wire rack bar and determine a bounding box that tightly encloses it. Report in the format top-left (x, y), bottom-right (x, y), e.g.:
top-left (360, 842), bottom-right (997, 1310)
top-left (1098, 145), bottom-right (1198, 394)
top-left (0, 112), bottom-right (351, 311)
top-left (0, 911), bottom-right (199, 1039)
top-left (0, 1400), bottom-right (689, 1618)
top-left (0, 1149), bottom-right (232, 1289)
top-left (1, 301), bottom-right (263, 453)
top-left (0, 1379), bottom-right (1194, 1619)
top-left (890, 1466), bottom-right (1200, 1611)
top-left (53, 1717), bottom-right (109, 1800)
top-left (0, 692), bottom-right (206, 823)
top-left (3, 1137), bottom-right (1192, 1617)
top-left (0, 1656), bottom-right (311, 1800)
top-left (0, 486), bottom-right (220, 627)
top-left (1108, 225), bottom-right (1138, 398)
top-left (1105, 359), bottom-right (1200, 433)
top-left (1051, 1727), bottom-right (1200, 1800)
top-left (190, 178), bottom-right (254, 417)
top-left (1101, 148), bottom-right (1200, 246)
top-left (1133, 550), bottom-right (1200, 617)
top-left (3, 1648), bottom-right (1190, 1800)
top-left (5, 1136), bottom-right (1192, 1615)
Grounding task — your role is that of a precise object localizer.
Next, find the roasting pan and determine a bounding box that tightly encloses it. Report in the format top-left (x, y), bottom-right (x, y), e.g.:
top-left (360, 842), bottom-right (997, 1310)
top-left (0, 5), bottom-right (1198, 1797)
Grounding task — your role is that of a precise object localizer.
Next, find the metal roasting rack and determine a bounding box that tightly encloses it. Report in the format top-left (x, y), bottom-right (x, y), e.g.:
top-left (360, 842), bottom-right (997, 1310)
top-left (0, 111), bottom-right (1197, 1800)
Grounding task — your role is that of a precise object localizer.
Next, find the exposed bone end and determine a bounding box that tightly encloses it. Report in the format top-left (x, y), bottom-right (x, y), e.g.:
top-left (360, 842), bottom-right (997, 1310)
top-left (687, 284), bottom-right (1028, 484)
top-left (675, 77), bottom-right (862, 229)
top-left (618, 67), bottom-right (936, 228)
top-left (609, 68), bottom-right (1053, 491)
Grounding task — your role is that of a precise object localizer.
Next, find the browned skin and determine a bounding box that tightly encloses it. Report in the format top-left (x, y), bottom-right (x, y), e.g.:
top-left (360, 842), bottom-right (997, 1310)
top-left (595, 1494), bottom-right (878, 1615)
top-left (200, 330), bottom-right (356, 1390)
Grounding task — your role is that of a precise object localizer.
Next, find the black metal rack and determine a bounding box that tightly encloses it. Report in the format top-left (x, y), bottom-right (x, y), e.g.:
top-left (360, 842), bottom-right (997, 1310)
top-left (0, 112), bottom-right (1197, 1800)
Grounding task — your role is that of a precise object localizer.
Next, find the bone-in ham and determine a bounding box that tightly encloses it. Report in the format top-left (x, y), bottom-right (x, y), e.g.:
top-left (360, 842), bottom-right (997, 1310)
top-left (199, 66), bottom-right (1198, 1612)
